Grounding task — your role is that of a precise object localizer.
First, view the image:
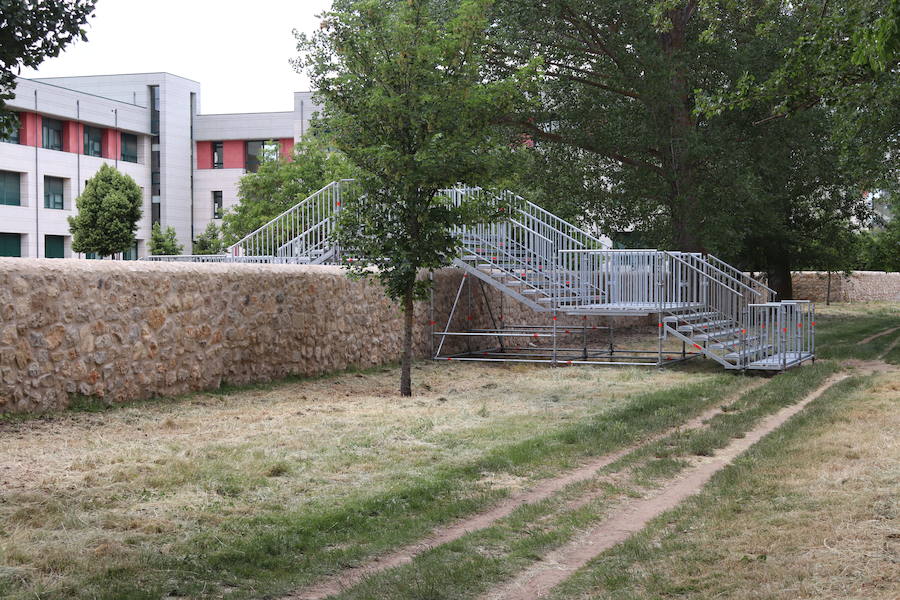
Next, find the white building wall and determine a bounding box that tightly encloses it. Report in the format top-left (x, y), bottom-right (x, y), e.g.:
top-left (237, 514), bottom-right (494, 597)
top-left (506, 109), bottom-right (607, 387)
top-left (194, 112), bottom-right (295, 142)
top-left (12, 78), bottom-right (150, 134)
top-left (3, 73), bottom-right (317, 257)
top-left (0, 79), bottom-right (153, 259)
top-left (192, 169), bottom-right (244, 236)
top-left (33, 73), bottom-right (201, 251)
top-left (158, 74), bottom-right (201, 250)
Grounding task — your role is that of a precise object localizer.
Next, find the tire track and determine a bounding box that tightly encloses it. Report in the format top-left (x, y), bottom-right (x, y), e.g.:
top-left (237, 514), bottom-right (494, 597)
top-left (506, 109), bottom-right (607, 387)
top-left (481, 374), bottom-right (848, 600)
top-left (285, 379), bottom-right (766, 600)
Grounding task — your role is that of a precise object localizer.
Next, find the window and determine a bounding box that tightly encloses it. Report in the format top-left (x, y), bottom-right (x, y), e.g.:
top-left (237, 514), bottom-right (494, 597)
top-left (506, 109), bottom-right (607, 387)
top-left (121, 133), bottom-right (138, 163)
top-left (212, 191), bottom-right (223, 219)
top-left (85, 252), bottom-right (99, 260)
top-left (45, 235), bottom-right (65, 258)
top-left (0, 233), bottom-right (21, 257)
top-left (245, 140), bottom-right (278, 173)
top-left (0, 171), bottom-right (20, 206)
top-left (245, 141), bottom-right (263, 173)
top-left (149, 85), bottom-right (160, 135)
top-left (123, 241), bottom-right (139, 261)
top-left (212, 141), bottom-right (223, 168)
top-left (42, 118), bottom-right (63, 151)
top-left (83, 126), bottom-right (103, 157)
top-left (1, 119), bottom-right (19, 144)
top-left (44, 176), bottom-right (64, 210)
top-left (151, 201), bottom-right (160, 225)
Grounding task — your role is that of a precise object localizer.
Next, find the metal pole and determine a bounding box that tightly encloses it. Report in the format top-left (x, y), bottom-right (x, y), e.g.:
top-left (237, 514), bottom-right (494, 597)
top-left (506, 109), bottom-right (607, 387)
top-left (435, 274), bottom-right (466, 358)
top-left (429, 271), bottom-right (435, 359)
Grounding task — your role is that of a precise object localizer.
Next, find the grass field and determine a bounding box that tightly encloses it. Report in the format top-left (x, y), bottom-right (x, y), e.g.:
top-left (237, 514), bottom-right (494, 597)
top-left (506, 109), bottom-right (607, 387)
top-left (0, 302), bottom-right (897, 599)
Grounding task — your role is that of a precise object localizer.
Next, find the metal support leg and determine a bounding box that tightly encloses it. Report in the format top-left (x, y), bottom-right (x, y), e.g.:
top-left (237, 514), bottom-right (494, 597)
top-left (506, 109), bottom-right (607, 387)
top-left (657, 310), bottom-right (664, 367)
top-left (479, 279), bottom-right (504, 352)
top-left (582, 315), bottom-right (588, 360)
top-left (465, 275), bottom-right (473, 355)
top-left (429, 272), bottom-right (435, 359)
top-left (435, 275), bottom-right (466, 358)
top-left (608, 317), bottom-right (614, 356)
top-left (552, 310), bottom-right (558, 365)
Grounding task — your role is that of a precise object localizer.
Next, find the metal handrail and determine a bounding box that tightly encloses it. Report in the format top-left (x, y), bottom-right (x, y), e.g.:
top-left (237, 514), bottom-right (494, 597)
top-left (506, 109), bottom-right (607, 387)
top-left (561, 250), bottom-right (758, 296)
top-left (707, 254), bottom-right (777, 298)
top-left (693, 257), bottom-right (761, 296)
top-left (226, 180), bottom-right (338, 255)
top-left (663, 251), bottom-right (745, 297)
top-left (508, 218), bottom-right (553, 244)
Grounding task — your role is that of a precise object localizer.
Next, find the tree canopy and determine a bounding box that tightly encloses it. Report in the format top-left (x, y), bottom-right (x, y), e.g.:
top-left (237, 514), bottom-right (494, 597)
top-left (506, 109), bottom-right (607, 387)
top-left (297, 0), bottom-right (537, 395)
top-left (0, 0), bottom-right (96, 134)
top-left (192, 222), bottom-right (225, 255)
top-left (148, 222), bottom-right (183, 256)
top-left (68, 164), bottom-right (142, 257)
top-left (486, 0), bottom-right (894, 296)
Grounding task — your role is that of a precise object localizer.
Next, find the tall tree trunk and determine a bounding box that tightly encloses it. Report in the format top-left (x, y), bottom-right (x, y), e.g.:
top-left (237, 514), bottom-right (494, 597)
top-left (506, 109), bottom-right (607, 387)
top-left (670, 194), bottom-right (705, 252)
top-left (400, 287), bottom-right (414, 397)
top-left (661, 3), bottom-right (703, 253)
top-left (767, 254), bottom-right (793, 300)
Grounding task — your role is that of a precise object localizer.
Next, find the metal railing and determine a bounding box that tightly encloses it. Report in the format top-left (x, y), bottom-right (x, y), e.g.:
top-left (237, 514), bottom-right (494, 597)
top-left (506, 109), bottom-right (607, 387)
top-left (706, 254), bottom-right (776, 302)
top-left (446, 186), bottom-right (610, 307)
top-left (226, 179), bottom-right (355, 263)
top-left (746, 301), bottom-right (815, 369)
top-left (143, 255), bottom-right (312, 264)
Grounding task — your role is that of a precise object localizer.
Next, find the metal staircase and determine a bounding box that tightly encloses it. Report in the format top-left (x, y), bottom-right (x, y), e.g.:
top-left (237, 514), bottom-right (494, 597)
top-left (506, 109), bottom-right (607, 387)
top-left (147, 180), bottom-right (815, 371)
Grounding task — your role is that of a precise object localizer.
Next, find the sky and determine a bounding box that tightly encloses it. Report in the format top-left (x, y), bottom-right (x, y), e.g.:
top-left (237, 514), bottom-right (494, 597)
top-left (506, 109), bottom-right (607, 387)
top-left (19, 0), bottom-right (332, 114)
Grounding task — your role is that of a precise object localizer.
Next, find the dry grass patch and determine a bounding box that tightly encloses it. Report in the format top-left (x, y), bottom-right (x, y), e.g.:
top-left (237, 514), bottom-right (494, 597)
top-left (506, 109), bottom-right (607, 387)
top-left (0, 360), bottom-right (711, 597)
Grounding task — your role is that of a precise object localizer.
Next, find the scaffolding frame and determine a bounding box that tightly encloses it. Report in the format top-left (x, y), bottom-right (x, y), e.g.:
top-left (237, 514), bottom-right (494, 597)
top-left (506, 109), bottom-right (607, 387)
top-left (431, 275), bottom-right (702, 367)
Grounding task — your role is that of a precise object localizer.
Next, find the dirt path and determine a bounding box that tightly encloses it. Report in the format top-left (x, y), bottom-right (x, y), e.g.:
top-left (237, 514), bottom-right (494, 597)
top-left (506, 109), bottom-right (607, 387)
top-left (857, 325), bottom-right (900, 345)
top-left (481, 374), bottom-right (849, 600)
top-left (878, 333), bottom-right (900, 360)
top-left (285, 379), bottom-right (766, 600)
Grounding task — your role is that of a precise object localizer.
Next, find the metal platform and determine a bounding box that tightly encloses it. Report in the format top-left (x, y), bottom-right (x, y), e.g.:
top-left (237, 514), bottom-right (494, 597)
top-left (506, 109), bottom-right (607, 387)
top-left (562, 302), bottom-right (705, 316)
top-left (747, 352), bottom-right (815, 370)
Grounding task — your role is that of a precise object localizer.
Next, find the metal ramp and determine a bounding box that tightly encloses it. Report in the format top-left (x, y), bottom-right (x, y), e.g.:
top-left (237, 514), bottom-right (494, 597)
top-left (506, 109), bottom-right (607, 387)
top-left (145, 180), bottom-right (815, 371)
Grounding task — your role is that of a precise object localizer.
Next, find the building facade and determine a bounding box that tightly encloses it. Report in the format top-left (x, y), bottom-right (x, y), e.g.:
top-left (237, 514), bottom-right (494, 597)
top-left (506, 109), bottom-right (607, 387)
top-left (0, 73), bottom-right (315, 258)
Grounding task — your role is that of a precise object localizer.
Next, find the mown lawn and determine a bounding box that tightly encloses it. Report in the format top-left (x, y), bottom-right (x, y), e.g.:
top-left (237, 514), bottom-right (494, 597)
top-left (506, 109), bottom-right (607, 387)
top-left (0, 302), bottom-right (896, 600)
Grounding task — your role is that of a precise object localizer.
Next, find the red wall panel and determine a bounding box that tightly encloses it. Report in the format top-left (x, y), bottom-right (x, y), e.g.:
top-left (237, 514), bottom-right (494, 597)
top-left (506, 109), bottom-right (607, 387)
top-left (196, 141), bottom-right (213, 169)
top-left (223, 140), bottom-right (245, 169)
top-left (63, 121), bottom-right (82, 154)
top-left (20, 113), bottom-right (40, 147)
top-left (280, 138), bottom-right (294, 161)
top-left (101, 129), bottom-right (119, 160)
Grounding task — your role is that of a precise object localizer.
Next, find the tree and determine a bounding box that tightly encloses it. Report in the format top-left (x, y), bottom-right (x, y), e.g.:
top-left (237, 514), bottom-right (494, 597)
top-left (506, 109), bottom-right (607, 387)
top-left (193, 222), bottom-right (225, 255)
top-left (487, 1), bottom-right (887, 298)
top-left (221, 137), bottom-right (356, 245)
top-left (68, 164), bottom-right (142, 257)
top-left (148, 222), bottom-right (183, 256)
top-left (1, 0), bottom-right (97, 134)
top-left (856, 194), bottom-right (900, 271)
top-left (297, 0), bottom-right (537, 396)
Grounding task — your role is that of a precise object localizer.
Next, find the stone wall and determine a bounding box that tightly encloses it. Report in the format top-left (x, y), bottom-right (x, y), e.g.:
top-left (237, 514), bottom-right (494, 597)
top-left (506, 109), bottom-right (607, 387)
top-left (792, 271), bottom-right (900, 303)
top-left (0, 259), bottom-right (620, 413)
